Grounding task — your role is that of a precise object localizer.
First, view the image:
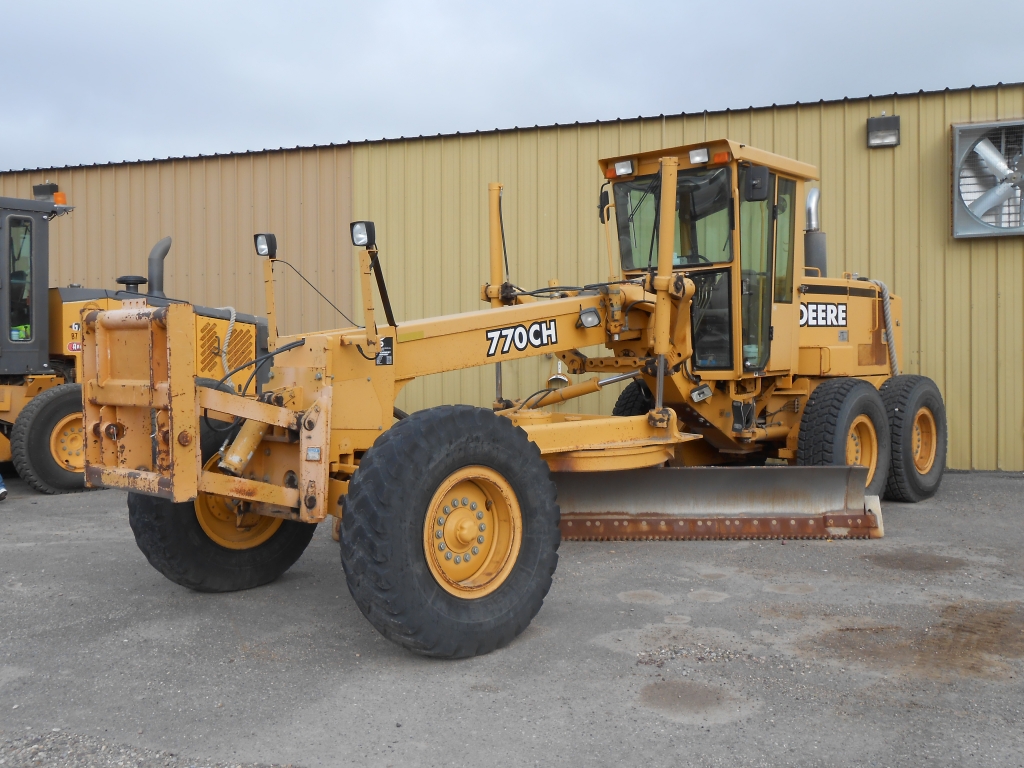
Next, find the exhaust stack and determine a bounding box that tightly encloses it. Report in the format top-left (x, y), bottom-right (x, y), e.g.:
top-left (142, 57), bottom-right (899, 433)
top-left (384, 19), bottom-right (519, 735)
top-left (804, 188), bottom-right (827, 278)
top-left (147, 237), bottom-right (172, 298)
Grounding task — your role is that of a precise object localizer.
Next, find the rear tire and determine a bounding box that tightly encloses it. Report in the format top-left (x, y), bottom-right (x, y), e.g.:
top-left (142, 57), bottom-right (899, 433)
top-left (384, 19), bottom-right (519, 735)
top-left (797, 378), bottom-right (891, 497)
top-left (11, 383), bottom-right (86, 494)
top-left (128, 382), bottom-right (316, 593)
top-left (340, 405), bottom-right (560, 658)
top-left (612, 380), bottom-right (653, 417)
top-left (880, 375), bottom-right (947, 502)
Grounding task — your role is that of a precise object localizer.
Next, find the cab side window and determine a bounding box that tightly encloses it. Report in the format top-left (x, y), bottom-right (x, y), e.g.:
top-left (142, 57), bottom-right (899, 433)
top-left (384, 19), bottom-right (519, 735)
top-left (8, 218), bottom-right (32, 341)
top-left (774, 179), bottom-right (796, 303)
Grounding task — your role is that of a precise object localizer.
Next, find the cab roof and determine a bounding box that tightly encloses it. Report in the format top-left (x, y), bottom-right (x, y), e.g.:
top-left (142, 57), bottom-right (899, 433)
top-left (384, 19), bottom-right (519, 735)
top-left (599, 139), bottom-right (819, 181)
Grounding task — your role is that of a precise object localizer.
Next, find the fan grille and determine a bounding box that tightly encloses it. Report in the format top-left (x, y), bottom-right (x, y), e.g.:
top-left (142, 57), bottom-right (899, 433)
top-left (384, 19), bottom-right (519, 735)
top-left (958, 124), bottom-right (1024, 228)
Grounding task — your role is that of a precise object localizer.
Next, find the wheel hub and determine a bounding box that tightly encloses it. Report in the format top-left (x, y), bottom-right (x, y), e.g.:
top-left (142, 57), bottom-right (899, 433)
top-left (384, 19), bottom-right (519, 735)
top-left (846, 414), bottom-right (878, 484)
top-left (423, 466), bottom-right (523, 599)
top-left (49, 413), bottom-right (85, 472)
top-left (194, 457), bottom-right (283, 549)
top-left (912, 407), bottom-right (937, 474)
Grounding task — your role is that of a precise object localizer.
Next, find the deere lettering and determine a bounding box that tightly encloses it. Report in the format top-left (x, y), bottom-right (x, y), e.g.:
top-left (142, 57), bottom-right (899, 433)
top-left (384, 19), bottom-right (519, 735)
top-left (800, 302), bottom-right (847, 328)
top-left (486, 320), bottom-right (558, 357)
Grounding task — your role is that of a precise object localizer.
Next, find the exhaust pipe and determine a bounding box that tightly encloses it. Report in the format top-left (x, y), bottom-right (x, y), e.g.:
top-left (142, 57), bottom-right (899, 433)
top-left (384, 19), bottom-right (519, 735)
top-left (804, 189), bottom-right (827, 278)
top-left (147, 237), bottom-right (172, 298)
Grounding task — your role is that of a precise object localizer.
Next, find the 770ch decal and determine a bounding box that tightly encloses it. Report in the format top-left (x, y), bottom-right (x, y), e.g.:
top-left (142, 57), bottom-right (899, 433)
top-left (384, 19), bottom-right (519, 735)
top-left (486, 320), bottom-right (558, 357)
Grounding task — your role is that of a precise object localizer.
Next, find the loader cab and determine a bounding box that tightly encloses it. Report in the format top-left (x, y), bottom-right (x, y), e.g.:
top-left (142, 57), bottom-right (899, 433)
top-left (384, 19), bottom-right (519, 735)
top-left (0, 190), bottom-right (69, 377)
top-left (603, 140), bottom-right (815, 379)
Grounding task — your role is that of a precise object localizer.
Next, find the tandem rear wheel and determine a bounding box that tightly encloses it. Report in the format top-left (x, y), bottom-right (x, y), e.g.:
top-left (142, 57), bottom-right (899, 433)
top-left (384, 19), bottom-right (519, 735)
top-left (340, 405), bottom-right (561, 659)
top-left (128, 379), bottom-right (316, 592)
top-left (880, 375), bottom-right (947, 502)
top-left (798, 378), bottom-right (892, 497)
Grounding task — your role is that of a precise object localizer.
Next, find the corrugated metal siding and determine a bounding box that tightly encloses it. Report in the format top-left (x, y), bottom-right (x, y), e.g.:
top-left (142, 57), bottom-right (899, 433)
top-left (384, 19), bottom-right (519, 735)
top-left (2, 84), bottom-right (1021, 469)
top-left (0, 148), bottom-right (354, 337)
top-left (351, 84), bottom-right (1024, 470)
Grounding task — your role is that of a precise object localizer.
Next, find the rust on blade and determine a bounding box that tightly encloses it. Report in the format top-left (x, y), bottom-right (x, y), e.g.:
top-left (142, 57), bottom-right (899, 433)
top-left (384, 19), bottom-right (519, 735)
top-left (559, 512), bottom-right (881, 541)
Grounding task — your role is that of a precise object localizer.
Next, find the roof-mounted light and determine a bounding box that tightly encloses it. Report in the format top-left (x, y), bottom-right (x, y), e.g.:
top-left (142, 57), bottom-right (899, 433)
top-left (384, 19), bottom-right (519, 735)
top-left (688, 148), bottom-right (710, 164)
top-left (613, 160), bottom-right (634, 177)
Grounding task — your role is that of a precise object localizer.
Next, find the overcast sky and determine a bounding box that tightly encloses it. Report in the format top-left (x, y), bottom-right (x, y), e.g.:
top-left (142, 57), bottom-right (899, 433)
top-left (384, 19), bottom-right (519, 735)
top-left (2, 1), bottom-right (1017, 171)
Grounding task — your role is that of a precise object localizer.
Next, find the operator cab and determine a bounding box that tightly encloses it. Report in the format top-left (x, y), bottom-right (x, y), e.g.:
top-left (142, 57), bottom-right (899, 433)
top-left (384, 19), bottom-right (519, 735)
top-left (601, 140), bottom-right (815, 378)
top-left (0, 185), bottom-right (73, 376)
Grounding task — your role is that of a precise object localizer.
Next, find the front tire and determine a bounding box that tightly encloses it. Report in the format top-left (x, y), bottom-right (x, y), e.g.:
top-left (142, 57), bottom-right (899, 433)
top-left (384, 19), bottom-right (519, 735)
top-left (340, 405), bottom-right (560, 658)
top-left (880, 375), bottom-right (947, 502)
top-left (11, 383), bottom-right (86, 494)
top-left (128, 400), bottom-right (316, 593)
top-left (612, 380), bottom-right (653, 417)
top-left (797, 378), bottom-right (891, 497)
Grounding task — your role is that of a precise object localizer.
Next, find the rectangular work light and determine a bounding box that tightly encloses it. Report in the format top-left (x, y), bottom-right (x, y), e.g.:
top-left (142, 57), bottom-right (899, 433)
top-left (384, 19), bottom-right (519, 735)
top-left (613, 160), bottom-right (634, 177)
top-left (867, 115), bottom-right (900, 148)
top-left (688, 148), bottom-right (710, 164)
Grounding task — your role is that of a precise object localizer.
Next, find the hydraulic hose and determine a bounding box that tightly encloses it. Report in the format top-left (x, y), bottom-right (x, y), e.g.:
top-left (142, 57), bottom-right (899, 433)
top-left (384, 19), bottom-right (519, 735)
top-left (868, 279), bottom-right (900, 377)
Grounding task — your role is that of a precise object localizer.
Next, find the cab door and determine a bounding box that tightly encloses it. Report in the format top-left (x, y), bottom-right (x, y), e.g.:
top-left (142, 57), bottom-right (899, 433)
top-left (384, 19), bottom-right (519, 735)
top-left (737, 166), bottom-right (776, 373)
top-left (0, 209), bottom-right (51, 375)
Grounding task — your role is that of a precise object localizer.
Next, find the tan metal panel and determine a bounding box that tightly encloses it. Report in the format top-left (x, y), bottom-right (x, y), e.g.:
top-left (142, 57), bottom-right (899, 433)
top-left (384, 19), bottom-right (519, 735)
top-left (4, 84), bottom-right (1023, 468)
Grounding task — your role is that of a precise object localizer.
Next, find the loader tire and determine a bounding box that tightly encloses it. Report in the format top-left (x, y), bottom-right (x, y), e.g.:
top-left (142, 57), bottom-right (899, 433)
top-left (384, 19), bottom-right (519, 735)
top-left (797, 378), bottom-right (891, 497)
top-left (11, 383), bottom-right (86, 494)
top-left (880, 375), bottom-right (947, 502)
top-left (127, 382), bottom-right (316, 593)
top-left (612, 380), bottom-right (653, 416)
top-left (340, 405), bottom-right (560, 659)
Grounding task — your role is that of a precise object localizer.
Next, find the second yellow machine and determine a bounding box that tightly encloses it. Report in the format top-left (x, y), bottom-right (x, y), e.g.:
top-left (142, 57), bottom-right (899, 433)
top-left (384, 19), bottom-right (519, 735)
top-left (81, 140), bottom-right (946, 658)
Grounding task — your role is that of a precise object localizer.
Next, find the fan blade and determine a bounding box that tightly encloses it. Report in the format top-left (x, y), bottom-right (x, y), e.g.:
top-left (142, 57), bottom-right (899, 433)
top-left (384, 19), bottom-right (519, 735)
top-left (973, 138), bottom-right (1013, 181)
top-left (969, 181), bottom-right (1016, 216)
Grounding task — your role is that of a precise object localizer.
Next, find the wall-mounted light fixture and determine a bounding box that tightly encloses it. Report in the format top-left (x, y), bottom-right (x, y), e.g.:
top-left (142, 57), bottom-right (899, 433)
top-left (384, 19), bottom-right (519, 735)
top-left (867, 113), bottom-right (900, 148)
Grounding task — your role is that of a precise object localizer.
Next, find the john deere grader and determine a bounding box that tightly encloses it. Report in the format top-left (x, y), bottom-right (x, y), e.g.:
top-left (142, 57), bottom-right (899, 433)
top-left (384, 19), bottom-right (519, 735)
top-left (82, 140), bottom-right (946, 658)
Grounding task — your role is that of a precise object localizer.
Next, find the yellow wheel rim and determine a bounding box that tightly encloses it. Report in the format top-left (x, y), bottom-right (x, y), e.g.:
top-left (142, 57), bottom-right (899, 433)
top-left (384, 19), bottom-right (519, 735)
top-left (49, 413), bottom-right (85, 472)
top-left (912, 406), bottom-right (937, 474)
top-left (846, 414), bottom-right (879, 484)
top-left (423, 466), bottom-right (523, 599)
top-left (195, 457), bottom-right (283, 550)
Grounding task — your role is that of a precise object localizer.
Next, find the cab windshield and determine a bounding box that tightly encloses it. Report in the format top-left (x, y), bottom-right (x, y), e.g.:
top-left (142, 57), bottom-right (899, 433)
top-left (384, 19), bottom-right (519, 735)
top-left (614, 167), bottom-right (732, 271)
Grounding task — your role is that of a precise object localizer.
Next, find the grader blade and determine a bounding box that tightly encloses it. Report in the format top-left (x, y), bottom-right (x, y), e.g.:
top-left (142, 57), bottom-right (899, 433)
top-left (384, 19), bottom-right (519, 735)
top-left (554, 465), bottom-right (883, 541)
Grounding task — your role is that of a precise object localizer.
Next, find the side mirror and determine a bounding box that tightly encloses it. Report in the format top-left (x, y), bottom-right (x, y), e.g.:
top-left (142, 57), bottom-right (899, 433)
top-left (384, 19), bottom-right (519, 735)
top-left (254, 233), bottom-right (277, 259)
top-left (743, 166), bottom-right (770, 202)
top-left (597, 189), bottom-right (610, 223)
top-left (351, 221), bottom-right (376, 248)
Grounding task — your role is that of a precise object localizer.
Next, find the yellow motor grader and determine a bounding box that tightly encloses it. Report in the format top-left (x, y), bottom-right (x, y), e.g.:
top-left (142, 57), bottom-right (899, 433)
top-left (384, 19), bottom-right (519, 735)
top-left (0, 186), bottom-right (262, 494)
top-left (81, 139), bottom-right (946, 658)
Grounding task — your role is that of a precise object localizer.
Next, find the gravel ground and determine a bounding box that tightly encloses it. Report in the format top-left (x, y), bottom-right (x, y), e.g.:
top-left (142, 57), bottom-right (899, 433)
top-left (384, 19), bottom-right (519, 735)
top-left (2, 470), bottom-right (1023, 767)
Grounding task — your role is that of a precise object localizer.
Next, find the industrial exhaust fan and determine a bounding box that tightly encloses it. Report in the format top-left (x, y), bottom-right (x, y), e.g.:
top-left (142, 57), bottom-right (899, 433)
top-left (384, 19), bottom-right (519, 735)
top-left (953, 119), bottom-right (1024, 238)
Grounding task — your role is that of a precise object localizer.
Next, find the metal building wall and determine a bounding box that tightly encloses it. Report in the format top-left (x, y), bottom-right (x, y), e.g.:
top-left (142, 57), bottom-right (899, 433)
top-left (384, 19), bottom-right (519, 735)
top-left (0, 147), bottom-right (355, 337)
top-left (351, 83), bottom-right (1024, 470)
top-left (1, 84), bottom-right (1020, 469)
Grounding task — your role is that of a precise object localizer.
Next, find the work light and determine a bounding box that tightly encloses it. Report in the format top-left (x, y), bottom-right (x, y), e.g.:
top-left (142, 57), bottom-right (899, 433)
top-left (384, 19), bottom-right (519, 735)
top-left (578, 307), bottom-right (601, 328)
top-left (253, 233), bottom-right (277, 259)
top-left (613, 160), bottom-right (634, 177)
top-left (688, 148), bottom-right (710, 164)
top-left (351, 221), bottom-right (376, 248)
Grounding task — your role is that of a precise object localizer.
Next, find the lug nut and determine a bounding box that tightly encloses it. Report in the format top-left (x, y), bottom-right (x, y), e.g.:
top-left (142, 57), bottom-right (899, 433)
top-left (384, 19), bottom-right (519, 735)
top-left (472, 546), bottom-right (479, 555)
top-left (478, 523), bottom-right (486, 532)
top-left (454, 556), bottom-right (461, 564)
top-left (444, 506), bottom-right (450, 514)
top-left (437, 516), bottom-right (445, 525)
top-left (451, 499), bottom-right (459, 507)
top-left (435, 530), bottom-right (443, 539)
top-left (476, 511), bottom-right (484, 520)
top-left (464, 554), bottom-right (471, 563)
top-left (470, 502), bottom-right (477, 511)
top-left (438, 543), bottom-right (446, 551)
top-left (477, 536), bottom-right (485, 544)
top-left (445, 551), bottom-right (452, 560)
top-left (461, 497), bottom-right (469, 506)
